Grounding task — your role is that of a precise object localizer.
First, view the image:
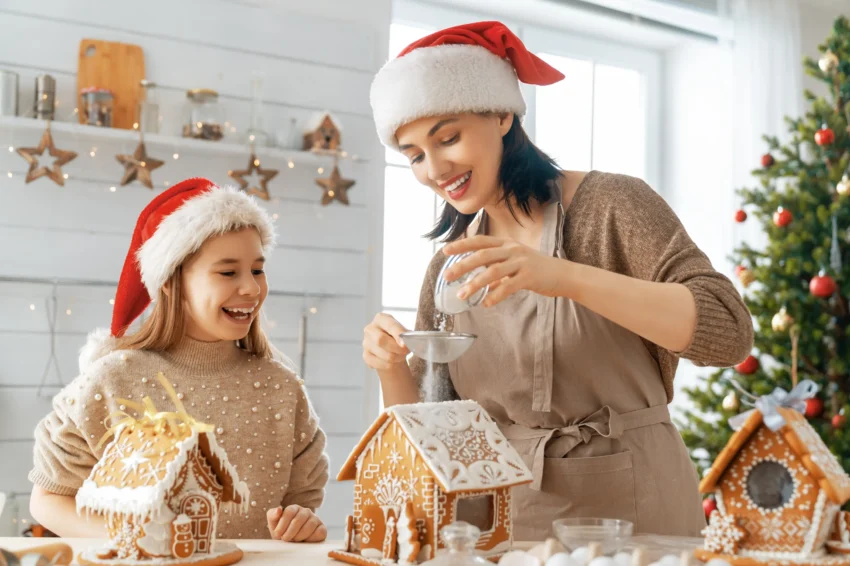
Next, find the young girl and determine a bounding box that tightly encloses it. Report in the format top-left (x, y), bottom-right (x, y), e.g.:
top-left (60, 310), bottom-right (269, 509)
top-left (363, 22), bottom-right (753, 538)
top-left (28, 178), bottom-right (329, 542)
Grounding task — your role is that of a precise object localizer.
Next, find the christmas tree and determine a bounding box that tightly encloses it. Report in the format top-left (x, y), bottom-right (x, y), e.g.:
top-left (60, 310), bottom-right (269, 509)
top-left (677, 16), bottom-right (850, 514)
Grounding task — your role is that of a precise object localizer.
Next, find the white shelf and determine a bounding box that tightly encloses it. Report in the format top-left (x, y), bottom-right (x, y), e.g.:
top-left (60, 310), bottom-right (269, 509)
top-left (0, 116), bottom-right (368, 164)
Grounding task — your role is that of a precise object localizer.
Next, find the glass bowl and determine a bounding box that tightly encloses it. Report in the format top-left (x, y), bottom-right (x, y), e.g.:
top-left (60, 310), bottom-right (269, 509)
top-left (552, 518), bottom-right (634, 555)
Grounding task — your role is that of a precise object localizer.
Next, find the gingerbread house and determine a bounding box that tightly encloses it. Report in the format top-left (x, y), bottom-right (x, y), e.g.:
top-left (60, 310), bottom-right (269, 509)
top-left (328, 400), bottom-right (533, 566)
top-left (696, 405), bottom-right (850, 566)
top-left (75, 374), bottom-right (248, 566)
top-left (303, 111), bottom-right (342, 151)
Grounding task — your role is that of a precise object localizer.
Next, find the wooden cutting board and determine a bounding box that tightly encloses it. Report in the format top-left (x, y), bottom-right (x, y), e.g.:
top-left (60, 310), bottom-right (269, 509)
top-left (76, 39), bottom-right (145, 130)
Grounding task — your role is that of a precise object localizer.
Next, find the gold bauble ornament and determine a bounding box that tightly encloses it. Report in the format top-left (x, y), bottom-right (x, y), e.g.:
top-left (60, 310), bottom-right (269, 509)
top-left (737, 267), bottom-right (756, 288)
top-left (837, 175), bottom-right (850, 196)
top-left (819, 50), bottom-right (839, 73)
top-left (771, 306), bottom-right (794, 332)
top-left (722, 391), bottom-right (740, 411)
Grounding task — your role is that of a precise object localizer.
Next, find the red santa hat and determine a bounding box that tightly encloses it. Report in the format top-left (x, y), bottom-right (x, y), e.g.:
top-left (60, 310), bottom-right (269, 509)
top-left (370, 21), bottom-right (564, 148)
top-left (79, 178), bottom-right (276, 372)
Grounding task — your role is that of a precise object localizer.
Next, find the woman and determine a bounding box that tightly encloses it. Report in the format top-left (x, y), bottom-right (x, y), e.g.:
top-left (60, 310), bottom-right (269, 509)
top-left (362, 21), bottom-right (753, 539)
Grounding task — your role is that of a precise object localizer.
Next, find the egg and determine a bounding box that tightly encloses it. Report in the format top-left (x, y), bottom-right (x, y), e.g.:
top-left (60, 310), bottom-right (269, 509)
top-left (658, 555), bottom-right (681, 566)
top-left (613, 552), bottom-right (632, 566)
top-left (499, 550), bottom-right (542, 566)
top-left (705, 560), bottom-right (732, 566)
top-left (588, 557), bottom-right (616, 566)
top-left (571, 547), bottom-right (590, 565)
top-left (546, 553), bottom-right (580, 566)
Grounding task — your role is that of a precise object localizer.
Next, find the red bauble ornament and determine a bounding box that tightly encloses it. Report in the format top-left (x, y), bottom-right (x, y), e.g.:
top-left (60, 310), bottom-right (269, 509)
top-left (815, 126), bottom-right (835, 146)
top-left (702, 497), bottom-right (717, 518)
top-left (735, 355), bottom-right (760, 375)
top-left (805, 398), bottom-right (824, 418)
top-left (810, 272), bottom-right (837, 298)
top-left (734, 209), bottom-right (747, 223)
top-left (761, 154), bottom-right (775, 167)
top-left (773, 207), bottom-right (793, 227)
top-left (832, 414), bottom-right (846, 429)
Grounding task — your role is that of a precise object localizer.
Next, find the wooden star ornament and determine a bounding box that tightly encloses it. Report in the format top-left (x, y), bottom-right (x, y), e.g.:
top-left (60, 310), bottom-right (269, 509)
top-left (116, 141), bottom-right (164, 189)
top-left (316, 165), bottom-right (355, 206)
top-left (17, 124), bottom-right (78, 186)
top-left (229, 153), bottom-right (278, 201)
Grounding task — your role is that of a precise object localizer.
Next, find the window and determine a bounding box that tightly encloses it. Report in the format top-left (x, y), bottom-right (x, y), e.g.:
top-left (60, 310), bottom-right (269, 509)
top-left (524, 26), bottom-right (661, 187)
top-left (455, 493), bottom-right (496, 532)
top-left (381, 22), bottom-right (439, 330)
top-left (746, 461), bottom-right (795, 510)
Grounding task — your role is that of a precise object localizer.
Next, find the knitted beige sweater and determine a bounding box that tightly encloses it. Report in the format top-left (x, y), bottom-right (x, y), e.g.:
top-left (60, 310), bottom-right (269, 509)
top-left (410, 171), bottom-right (754, 403)
top-left (29, 337), bottom-right (329, 539)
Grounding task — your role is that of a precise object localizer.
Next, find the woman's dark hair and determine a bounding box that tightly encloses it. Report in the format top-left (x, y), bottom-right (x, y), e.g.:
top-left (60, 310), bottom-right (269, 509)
top-left (425, 114), bottom-right (562, 242)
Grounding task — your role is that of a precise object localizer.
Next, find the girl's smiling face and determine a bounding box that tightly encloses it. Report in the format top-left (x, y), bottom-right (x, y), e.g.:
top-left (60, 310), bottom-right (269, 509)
top-left (178, 227), bottom-right (269, 342)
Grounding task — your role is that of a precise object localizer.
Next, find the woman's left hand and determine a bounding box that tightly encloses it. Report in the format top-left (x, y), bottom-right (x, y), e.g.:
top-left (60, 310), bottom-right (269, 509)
top-left (441, 236), bottom-right (569, 307)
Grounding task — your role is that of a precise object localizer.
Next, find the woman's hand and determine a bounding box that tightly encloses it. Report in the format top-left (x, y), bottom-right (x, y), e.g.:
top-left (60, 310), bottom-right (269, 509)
top-left (362, 313), bottom-right (411, 370)
top-left (267, 505), bottom-right (327, 542)
top-left (441, 236), bottom-right (569, 307)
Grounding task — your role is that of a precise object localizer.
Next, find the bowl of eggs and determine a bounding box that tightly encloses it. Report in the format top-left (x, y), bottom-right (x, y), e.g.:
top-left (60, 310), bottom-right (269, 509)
top-left (552, 518), bottom-right (634, 557)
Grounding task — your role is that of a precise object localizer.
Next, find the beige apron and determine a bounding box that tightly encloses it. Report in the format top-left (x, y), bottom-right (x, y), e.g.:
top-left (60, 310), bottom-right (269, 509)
top-left (447, 184), bottom-right (706, 541)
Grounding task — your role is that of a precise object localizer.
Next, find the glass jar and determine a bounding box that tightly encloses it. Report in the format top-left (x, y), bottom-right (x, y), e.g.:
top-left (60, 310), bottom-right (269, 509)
top-left (421, 522), bottom-right (492, 565)
top-left (138, 79), bottom-right (160, 134)
top-left (80, 86), bottom-right (113, 127)
top-left (183, 88), bottom-right (223, 141)
top-left (435, 253), bottom-right (489, 314)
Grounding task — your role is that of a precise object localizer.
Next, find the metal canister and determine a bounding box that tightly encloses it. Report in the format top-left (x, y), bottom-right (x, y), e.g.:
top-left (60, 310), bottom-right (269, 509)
top-left (0, 70), bottom-right (19, 117)
top-left (33, 74), bottom-right (55, 120)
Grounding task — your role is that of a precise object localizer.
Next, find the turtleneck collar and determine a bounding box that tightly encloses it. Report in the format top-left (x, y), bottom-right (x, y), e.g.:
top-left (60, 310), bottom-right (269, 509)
top-left (160, 336), bottom-right (247, 376)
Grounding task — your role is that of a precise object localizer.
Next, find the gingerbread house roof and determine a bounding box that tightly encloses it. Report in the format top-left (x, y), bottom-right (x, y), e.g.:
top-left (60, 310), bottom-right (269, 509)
top-left (76, 423), bottom-right (249, 520)
top-left (337, 400), bottom-right (533, 493)
top-left (303, 111), bottom-right (343, 133)
top-left (700, 407), bottom-right (850, 505)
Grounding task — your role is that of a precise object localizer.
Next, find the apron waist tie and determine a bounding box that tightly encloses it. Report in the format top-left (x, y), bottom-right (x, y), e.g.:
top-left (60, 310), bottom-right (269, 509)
top-left (499, 405), bottom-right (671, 491)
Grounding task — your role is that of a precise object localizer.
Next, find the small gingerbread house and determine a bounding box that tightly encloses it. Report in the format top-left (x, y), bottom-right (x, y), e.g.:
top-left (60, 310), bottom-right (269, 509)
top-left (696, 405), bottom-right (850, 566)
top-left (303, 111), bottom-right (342, 151)
top-left (75, 374), bottom-right (248, 566)
top-left (329, 400), bottom-right (533, 566)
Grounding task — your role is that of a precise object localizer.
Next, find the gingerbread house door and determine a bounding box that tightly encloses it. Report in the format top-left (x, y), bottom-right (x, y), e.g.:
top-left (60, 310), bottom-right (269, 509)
top-left (179, 492), bottom-right (215, 553)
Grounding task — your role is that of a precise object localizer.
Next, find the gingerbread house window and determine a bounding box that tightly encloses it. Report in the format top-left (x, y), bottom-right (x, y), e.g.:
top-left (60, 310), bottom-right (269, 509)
top-left (746, 460), bottom-right (794, 510)
top-left (456, 493), bottom-right (496, 533)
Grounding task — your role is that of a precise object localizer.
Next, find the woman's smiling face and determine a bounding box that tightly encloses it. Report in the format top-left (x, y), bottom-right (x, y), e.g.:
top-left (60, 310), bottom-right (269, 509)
top-left (395, 113), bottom-right (513, 215)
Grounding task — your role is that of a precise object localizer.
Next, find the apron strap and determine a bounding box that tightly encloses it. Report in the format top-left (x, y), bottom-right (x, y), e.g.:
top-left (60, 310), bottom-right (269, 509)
top-left (501, 404), bottom-right (670, 491)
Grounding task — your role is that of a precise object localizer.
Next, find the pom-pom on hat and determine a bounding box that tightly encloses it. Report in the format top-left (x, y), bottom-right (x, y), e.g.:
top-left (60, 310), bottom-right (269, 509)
top-left (370, 20), bottom-right (565, 148)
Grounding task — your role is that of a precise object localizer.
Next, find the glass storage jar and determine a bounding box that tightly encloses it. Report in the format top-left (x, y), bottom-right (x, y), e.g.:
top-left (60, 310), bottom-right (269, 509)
top-left (183, 88), bottom-right (223, 141)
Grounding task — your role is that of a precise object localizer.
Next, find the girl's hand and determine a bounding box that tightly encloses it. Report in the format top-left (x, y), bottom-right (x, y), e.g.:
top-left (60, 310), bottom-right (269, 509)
top-left (441, 235), bottom-right (568, 307)
top-left (362, 313), bottom-right (410, 370)
top-left (266, 505), bottom-right (327, 542)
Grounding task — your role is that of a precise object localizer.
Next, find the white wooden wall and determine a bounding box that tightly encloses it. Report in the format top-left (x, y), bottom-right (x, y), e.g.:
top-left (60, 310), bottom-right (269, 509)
top-left (0, 0), bottom-right (390, 538)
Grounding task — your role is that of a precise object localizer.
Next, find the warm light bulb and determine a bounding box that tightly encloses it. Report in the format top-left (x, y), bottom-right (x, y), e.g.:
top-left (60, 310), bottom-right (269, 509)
top-left (109, 186), bottom-right (117, 192)
top-left (63, 173), bottom-right (69, 179)
top-left (66, 309), bottom-right (72, 315)
top-left (318, 167), bottom-right (324, 174)
top-left (309, 307), bottom-right (318, 314)
top-left (272, 213), bottom-right (279, 220)
top-left (287, 161), bottom-right (294, 169)
top-left (7, 146), bottom-right (13, 152)
top-left (173, 153), bottom-right (180, 160)
top-left (109, 298), bottom-right (115, 305)
top-left (29, 304), bottom-right (35, 311)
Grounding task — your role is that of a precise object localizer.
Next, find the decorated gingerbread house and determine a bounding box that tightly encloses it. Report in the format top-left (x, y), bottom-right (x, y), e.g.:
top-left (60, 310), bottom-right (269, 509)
top-left (696, 402), bottom-right (850, 566)
top-left (328, 400), bottom-right (533, 566)
top-left (75, 373), bottom-right (249, 566)
top-left (303, 111), bottom-right (342, 151)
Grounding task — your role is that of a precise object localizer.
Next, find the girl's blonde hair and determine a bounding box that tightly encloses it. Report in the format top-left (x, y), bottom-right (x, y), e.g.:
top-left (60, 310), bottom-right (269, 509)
top-left (115, 263), bottom-right (273, 358)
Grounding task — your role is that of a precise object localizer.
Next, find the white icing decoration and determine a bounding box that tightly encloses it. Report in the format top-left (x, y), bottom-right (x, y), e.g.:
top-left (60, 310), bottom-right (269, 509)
top-left (137, 507), bottom-right (175, 558)
top-left (387, 400), bottom-right (533, 491)
top-left (77, 428), bottom-right (249, 523)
